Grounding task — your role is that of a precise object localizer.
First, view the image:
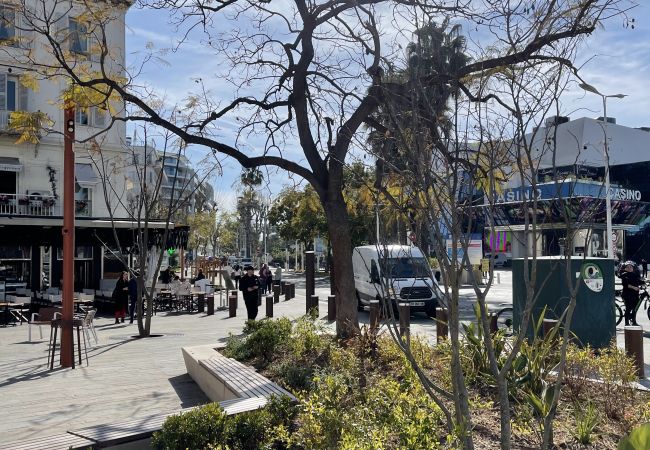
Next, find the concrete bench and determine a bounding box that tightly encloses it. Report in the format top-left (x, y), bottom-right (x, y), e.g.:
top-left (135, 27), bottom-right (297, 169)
top-left (183, 345), bottom-right (296, 404)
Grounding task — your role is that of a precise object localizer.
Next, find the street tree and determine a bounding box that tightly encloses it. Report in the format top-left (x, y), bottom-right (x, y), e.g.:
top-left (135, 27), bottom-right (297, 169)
top-left (4, 0), bottom-right (632, 340)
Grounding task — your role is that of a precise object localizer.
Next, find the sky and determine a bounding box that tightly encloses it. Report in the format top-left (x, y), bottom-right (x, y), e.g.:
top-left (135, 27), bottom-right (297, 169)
top-left (124, 3), bottom-right (650, 212)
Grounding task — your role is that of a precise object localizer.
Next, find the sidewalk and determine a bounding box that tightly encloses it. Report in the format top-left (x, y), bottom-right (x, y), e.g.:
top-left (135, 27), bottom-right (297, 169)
top-left (1, 270), bottom-right (648, 444)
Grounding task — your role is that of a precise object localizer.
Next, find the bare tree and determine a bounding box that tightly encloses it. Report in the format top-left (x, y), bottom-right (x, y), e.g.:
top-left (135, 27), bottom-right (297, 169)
top-left (4, 0), bottom-right (632, 341)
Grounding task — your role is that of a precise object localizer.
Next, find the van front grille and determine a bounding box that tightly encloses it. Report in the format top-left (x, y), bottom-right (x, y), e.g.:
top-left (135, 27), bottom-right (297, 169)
top-left (399, 287), bottom-right (432, 300)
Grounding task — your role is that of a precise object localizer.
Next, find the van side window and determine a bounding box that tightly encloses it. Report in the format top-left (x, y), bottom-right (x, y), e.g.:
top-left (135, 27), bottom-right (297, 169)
top-left (370, 260), bottom-right (380, 283)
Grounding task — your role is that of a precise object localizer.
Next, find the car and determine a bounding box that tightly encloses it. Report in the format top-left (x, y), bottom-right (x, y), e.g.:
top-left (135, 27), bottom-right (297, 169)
top-left (240, 258), bottom-right (254, 268)
top-left (485, 252), bottom-right (512, 268)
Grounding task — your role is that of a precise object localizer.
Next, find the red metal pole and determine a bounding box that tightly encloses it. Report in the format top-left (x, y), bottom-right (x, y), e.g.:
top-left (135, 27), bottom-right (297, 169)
top-left (60, 107), bottom-right (75, 367)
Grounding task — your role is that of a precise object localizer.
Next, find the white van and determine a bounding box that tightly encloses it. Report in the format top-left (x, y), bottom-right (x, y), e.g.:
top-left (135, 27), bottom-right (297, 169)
top-left (484, 252), bottom-right (511, 267)
top-left (352, 245), bottom-right (440, 317)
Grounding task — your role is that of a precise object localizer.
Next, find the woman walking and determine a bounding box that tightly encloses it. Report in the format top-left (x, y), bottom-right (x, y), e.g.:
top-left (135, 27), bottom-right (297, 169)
top-left (113, 271), bottom-right (129, 324)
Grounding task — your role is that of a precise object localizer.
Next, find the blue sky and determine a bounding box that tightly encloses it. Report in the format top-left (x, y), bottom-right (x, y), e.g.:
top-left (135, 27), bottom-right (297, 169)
top-left (125, 4), bottom-right (650, 211)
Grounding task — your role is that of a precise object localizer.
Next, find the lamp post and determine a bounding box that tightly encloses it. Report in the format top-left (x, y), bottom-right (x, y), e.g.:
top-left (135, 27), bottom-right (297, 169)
top-left (579, 83), bottom-right (626, 260)
top-left (61, 107), bottom-right (75, 367)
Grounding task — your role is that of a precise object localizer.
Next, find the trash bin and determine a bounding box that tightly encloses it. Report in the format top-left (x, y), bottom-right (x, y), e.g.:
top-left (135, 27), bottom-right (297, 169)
top-left (512, 256), bottom-right (615, 348)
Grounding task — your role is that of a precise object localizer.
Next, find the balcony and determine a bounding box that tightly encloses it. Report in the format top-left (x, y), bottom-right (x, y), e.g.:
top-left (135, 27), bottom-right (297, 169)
top-left (0, 193), bottom-right (57, 216)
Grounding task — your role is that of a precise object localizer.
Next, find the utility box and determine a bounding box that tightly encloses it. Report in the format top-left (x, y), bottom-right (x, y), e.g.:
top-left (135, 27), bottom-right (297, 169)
top-left (512, 256), bottom-right (615, 348)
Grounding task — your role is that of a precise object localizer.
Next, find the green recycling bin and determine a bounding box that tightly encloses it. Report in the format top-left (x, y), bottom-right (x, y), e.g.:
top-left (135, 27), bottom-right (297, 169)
top-left (512, 256), bottom-right (615, 348)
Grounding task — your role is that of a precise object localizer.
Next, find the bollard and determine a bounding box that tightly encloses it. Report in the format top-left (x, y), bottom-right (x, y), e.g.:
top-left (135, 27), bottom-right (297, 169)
top-left (228, 295), bottom-right (236, 318)
top-left (542, 318), bottom-right (558, 338)
top-left (273, 285), bottom-right (281, 304)
top-left (291, 283), bottom-right (296, 299)
top-left (207, 294), bottom-right (214, 315)
top-left (308, 295), bottom-right (319, 316)
top-left (280, 281), bottom-right (286, 295)
top-left (436, 307), bottom-right (448, 342)
top-left (285, 283), bottom-right (291, 301)
top-left (257, 288), bottom-right (262, 307)
top-left (327, 295), bottom-right (336, 321)
top-left (398, 303), bottom-right (410, 338)
top-left (306, 251), bottom-right (315, 298)
top-left (266, 295), bottom-right (274, 318)
top-left (369, 299), bottom-right (380, 332)
top-left (197, 293), bottom-right (205, 313)
top-left (625, 325), bottom-right (645, 378)
top-left (496, 273), bottom-right (501, 284)
top-left (489, 313), bottom-right (498, 334)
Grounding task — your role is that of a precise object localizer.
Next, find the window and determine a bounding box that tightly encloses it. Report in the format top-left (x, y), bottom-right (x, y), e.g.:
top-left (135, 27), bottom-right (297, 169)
top-left (0, 6), bottom-right (15, 43)
top-left (75, 106), bottom-right (106, 127)
top-left (75, 108), bottom-right (89, 125)
top-left (69, 18), bottom-right (89, 54)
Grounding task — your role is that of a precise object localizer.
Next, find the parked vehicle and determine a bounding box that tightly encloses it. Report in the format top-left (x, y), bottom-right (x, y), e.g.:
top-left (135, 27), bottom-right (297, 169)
top-left (352, 245), bottom-right (440, 317)
top-left (240, 258), bottom-right (254, 268)
top-left (485, 252), bottom-right (512, 267)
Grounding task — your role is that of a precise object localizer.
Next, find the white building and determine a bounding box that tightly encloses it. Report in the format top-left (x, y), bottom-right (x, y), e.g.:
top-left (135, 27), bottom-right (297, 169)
top-left (0, 0), bottom-right (148, 293)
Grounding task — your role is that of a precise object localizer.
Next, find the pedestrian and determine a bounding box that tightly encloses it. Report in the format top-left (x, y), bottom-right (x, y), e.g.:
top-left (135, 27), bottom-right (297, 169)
top-left (642, 259), bottom-right (648, 278)
top-left (161, 266), bottom-right (172, 285)
top-left (196, 268), bottom-right (206, 281)
top-left (274, 265), bottom-right (282, 285)
top-left (129, 271), bottom-right (139, 324)
top-left (620, 262), bottom-right (641, 326)
top-left (232, 264), bottom-right (242, 289)
top-left (259, 264), bottom-right (272, 293)
top-left (239, 265), bottom-right (260, 320)
top-left (265, 265), bottom-right (273, 293)
top-left (112, 271), bottom-right (129, 324)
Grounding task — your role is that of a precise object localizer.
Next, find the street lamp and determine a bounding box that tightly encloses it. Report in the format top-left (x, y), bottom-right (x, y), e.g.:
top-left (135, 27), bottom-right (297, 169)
top-left (578, 82), bottom-right (627, 260)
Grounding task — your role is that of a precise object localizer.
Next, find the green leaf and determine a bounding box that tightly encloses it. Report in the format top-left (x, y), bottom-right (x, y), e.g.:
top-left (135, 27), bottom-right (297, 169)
top-left (619, 423), bottom-right (650, 450)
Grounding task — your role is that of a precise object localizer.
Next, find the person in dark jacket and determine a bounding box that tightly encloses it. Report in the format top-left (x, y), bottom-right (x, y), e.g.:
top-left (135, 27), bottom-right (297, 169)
top-left (621, 262), bottom-right (642, 326)
top-left (239, 265), bottom-right (260, 320)
top-left (196, 268), bottom-right (206, 281)
top-left (161, 266), bottom-right (172, 285)
top-left (113, 271), bottom-right (129, 324)
top-left (129, 272), bottom-right (139, 324)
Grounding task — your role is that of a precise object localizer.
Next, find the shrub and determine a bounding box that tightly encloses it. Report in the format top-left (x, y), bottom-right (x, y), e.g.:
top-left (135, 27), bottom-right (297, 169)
top-left (151, 402), bottom-right (227, 450)
top-left (223, 318), bottom-right (292, 365)
top-left (594, 342), bottom-right (637, 420)
top-left (571, 401), bottom-right (599, 445)
top-left (152, 396), bottom-right (297, 450)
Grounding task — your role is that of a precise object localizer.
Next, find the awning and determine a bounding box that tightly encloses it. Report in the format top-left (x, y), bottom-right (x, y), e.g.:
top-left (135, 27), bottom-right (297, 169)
top-left (75, 163), bottom-right (99, 187)
top-left (0, 157), bottom-right (22, 172)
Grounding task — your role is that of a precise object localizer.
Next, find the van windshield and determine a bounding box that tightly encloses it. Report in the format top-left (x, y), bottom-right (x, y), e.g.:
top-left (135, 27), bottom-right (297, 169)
top-left (380, 257), bottom-right (430, 278)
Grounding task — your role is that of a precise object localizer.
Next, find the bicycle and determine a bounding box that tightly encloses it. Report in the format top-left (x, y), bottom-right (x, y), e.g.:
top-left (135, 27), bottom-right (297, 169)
top-left (615, 282), bottom-right (650, 326)
top-left (495, 304), bottom-right (514, 335)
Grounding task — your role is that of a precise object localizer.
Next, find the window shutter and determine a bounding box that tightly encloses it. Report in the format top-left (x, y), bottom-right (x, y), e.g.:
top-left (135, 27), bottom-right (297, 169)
top-left (0, 74), bottom-right (6, 111)
top-left (18, 78), bottom-right (28, 111)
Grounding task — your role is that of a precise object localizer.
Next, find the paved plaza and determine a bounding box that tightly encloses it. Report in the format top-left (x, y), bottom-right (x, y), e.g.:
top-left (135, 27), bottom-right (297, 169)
top-left (0, 270), bottom-right (648, 445)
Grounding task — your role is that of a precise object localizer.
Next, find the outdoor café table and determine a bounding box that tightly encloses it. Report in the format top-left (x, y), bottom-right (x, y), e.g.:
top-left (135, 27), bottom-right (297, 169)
top-left (73, 299), bottom-right (94, 313)
top-left (48, 317), bottom-right (88, 369)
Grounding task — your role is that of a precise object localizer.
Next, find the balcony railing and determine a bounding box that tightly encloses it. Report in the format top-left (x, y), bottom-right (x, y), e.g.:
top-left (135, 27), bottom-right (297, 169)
top-left (0, 193), bottom-right (57, 216)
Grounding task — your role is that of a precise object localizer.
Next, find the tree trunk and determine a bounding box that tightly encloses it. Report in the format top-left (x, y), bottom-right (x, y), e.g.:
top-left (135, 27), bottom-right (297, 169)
top-left (323, 194), bottom-right (359, 338)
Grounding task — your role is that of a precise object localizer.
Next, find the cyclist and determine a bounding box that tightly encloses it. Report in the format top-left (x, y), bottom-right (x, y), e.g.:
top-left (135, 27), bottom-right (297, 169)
top-left (620, 261), bottom-right (642, 326)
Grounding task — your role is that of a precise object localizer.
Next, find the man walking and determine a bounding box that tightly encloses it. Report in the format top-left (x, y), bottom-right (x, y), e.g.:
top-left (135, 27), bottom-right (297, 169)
top-left (239, 265), bottom-right (260, 320)
top-left (642, 258), bottom-right (648, 278)
top-left (621, 262), bottom-right (641, 326)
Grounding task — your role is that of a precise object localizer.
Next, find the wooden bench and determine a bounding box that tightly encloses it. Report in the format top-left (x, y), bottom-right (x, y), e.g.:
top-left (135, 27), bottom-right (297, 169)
top-left (199, 356), bottom-right (296, 401)
top-left (1, 397), bottom-right (270, 450)
top-left (0, 432), bottom-right (94, 450)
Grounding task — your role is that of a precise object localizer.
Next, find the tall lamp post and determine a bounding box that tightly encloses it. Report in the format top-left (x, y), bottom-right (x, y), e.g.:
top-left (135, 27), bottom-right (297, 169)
top-left (579, 83), bottom-right (626, 260)
top-left (61, 107), bottom-right (76, 367)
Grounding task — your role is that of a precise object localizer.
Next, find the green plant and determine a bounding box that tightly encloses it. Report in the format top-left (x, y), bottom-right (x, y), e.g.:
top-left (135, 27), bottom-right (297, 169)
top-left (572, 401), bottom-right (600, 445)
top-left (223, 318), bottom-right (292, 365)
top-left (152, 402), bottom-right (227, 450)
top-left (564, 344), bottom-right (597, 401)
top-left (618, 423), bottom-right (650, 450)
top-left (595, 341), bottom-right (637, 420)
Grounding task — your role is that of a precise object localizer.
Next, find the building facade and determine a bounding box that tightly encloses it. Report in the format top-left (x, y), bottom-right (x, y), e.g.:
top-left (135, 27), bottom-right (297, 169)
top-left (487, 116), bottom-right (650, 261)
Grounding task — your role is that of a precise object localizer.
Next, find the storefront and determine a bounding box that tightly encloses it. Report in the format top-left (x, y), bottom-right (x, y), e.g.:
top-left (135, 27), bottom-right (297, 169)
top-left (0, 216), bottom-right (188, 298)
top-left (486, 176), bottom-right (650, 260)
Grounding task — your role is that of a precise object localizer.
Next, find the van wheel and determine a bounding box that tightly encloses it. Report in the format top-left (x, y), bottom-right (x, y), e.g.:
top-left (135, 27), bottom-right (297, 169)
top-left (356, 291), bottom-right (364, 311)
top-left (425, 304), bottom-right (437, 319)
top-left (384, 298), bottom-right (399, 320)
